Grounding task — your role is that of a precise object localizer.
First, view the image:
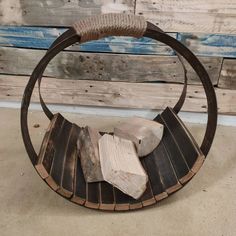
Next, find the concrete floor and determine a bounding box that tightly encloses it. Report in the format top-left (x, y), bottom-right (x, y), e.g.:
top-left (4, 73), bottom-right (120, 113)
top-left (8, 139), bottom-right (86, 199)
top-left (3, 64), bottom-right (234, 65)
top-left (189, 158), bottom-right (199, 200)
top-left (0, 108), bottom-right (235, 236)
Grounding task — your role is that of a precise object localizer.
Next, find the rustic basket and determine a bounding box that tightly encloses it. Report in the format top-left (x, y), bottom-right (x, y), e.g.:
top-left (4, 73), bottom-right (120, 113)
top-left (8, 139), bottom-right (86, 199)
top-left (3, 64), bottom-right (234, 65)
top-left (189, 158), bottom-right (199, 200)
top-left (21, 14), bottom-right (217, 211)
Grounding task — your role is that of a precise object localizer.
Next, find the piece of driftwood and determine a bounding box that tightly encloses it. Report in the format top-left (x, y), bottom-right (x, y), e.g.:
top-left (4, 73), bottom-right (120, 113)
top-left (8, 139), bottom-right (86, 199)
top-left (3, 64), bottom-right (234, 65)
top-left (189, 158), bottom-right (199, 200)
top-left (1, 75), bottom-right (236, 114)
top-left (77, 126), bottom-right (103, 182)
top-left (114, 117), bottom-right (164, 157)
top-left (99, 134), bottom-right (148, 199)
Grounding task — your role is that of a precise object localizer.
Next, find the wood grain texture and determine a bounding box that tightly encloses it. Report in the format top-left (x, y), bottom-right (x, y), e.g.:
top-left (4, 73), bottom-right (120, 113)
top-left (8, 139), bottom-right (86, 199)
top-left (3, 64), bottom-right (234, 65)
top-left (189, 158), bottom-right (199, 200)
top-left (1, 75), bottom-right (236, 114)
top-left (218, 59), bottom-right (236, 89)
top-left (78, 126), bottom-right (103, 182)
top-left (99, 134), bottom-right (148, 199)
top-left (0, 75), bottom-right (236, 114)
top-left (0, 0), bottom-right (134, 26)
top-left (114, 117), bottom-right (164, 157)
top-left (1, 26), bottom-right (236, 58)
top-left (0, 26), bottom-right (175, 55)
top-left (0, 47), bottom-right (221, 84)
top-left (136, 0), bottom-right (236, 34)
top-left (177, 33), bottom-right (236, 58)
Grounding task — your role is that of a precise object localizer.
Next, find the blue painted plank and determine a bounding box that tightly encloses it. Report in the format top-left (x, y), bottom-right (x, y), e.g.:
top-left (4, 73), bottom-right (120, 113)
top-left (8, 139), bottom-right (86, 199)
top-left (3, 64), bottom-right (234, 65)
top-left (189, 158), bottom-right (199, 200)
top-left (0, 26), bottom-right (175, 55)
top-left (178, 33), bottom-right (236, 58)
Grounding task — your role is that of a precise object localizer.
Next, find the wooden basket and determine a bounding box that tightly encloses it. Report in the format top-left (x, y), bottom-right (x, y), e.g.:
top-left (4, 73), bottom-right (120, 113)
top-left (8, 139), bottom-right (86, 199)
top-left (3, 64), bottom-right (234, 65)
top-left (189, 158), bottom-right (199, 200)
top-left (21, 14), bottom-right (217, 211)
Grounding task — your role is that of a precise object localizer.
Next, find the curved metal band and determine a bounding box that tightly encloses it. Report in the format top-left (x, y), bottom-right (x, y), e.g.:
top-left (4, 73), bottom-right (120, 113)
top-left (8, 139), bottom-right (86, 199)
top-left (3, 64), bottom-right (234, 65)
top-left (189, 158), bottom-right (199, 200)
top-left (21, 18), bottom-right (217, 165)
top-left (39, 21), bottom-right (188, 120)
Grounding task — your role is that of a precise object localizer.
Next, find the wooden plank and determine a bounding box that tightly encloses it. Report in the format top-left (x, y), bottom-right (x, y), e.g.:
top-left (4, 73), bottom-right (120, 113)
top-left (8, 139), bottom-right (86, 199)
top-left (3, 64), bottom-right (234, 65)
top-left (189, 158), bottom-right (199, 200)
top-left (1, 27), bottom-right (236, 58)
top-left (50, 120), bottom-right (73, 195)
top-left (0, 26), bottom-right (176, 55)
top-left (218, 59), bottom-right (236, 89)
top-left (114, 188), bottom-right (133, 211)
top-left (177, 33), bottom-right (236, 58)
top-left (71, 152), bottom-right (86, 205)
top-left (161, 108), bottom-right (205, 174)
top-left (0, 47), bottom-right (221, 84)
top-left (85, 182), bottom-right (100, 209)
top-left (99, 182), bottom-right (115, 210)
top-left (150, 142), bottom-right (182, 194)
top-left (0, 0), bottom-right (134, 26)
top-left (35, 113), bottom-right (63, 179)
top-left (155, 116), bottom-right (193, 184)
top-left (60, 124), bottom-right (80, 198)
top-left (1, 75), bottom-right (236, 114)
top-left (139, 161), bottom-right (156, 206)
top-left (136, 0), bottom-right (236, 34)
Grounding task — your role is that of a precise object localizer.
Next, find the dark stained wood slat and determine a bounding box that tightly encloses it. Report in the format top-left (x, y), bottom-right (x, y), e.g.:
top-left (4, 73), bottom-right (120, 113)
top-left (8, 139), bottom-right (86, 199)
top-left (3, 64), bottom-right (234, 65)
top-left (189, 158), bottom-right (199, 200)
top-left (161, 107), bottom-right (204, 172)
top-left (71, 153), bottom-right (86, 205)
top-left (157, 115), bottom-right (194, 184)
top-left (49, 119), bottom-right (72, 190)
top-left (58, 124), bottom-right (80, 198)
top-left (151, 142), bottom-right (182, 194)
top-left (139, 161), bottom-right (156, 207)
top-left (42, 114), bottom-right (64, 174)
top-left (143, 150), bottom-right (168, 201)
top-left (35, 113), bottom-right (63, 179)
top-left (114, 188), bottom-right (134, 211)
top-left (85, 182), bottom-right (100, 209)
top-left (99, 182), bottom-right (115, 211)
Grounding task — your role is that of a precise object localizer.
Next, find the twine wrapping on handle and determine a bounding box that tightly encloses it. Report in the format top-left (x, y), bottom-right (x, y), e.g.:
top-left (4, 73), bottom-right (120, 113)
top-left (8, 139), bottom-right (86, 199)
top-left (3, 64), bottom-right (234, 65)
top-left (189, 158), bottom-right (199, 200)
top-left (73, 13), bottom-right (147, 43)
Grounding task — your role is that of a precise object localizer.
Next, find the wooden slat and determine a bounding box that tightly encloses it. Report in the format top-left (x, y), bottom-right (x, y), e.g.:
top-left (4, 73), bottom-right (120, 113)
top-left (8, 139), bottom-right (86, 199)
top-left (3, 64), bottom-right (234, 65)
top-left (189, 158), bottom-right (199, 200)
top-left (0, 0), bottom-right (134, 26)
top-left (114, 188), bottom-right (133, 211)
top-left (161, 108), bottom-right (204, 171)
top-left (143, 151), bottom-right (168, 201)
top-left (85, 182), bottom-right (100, 209)
top-left (2, 27), bottom-right (236, 59)
top-left (136, 0), bottom-right (236, 34)
top-left (0, 47), bottom-right (221, 84)
top-left (36, 114), bottom-right (64, 177)
top-left (163, 108), bottom-right (205, 174)
top-left (50, 120), bottom-right (72, 195)
top-left (150, 142), bottom-right (182, 194)
top-left (1, 75), bottom-right (236, 114)
top-left (0, 27), bottom-right (175, 55)
top-left (218, 59), bottom-right (236, 89)
top-left (177, 33), bottom-right (236, 58)
top-left (139, 161), bottom-right (156, 206)
top-left (99, 182), bottom-right (115, 210)
top-left (71, 152), bottom-right (86, 205)
top-left (156, 116), bottom-right (193, 184)
top-left (60, 124), bottom-right (80, 198)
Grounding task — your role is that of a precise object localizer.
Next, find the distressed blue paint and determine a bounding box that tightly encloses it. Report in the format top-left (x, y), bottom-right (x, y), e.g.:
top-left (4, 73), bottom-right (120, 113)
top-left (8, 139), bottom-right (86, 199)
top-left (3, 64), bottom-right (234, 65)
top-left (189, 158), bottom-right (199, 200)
top-left (177, 33), bottom-right (236, 58)
top-left (0, 26), bottom-right (175, 55)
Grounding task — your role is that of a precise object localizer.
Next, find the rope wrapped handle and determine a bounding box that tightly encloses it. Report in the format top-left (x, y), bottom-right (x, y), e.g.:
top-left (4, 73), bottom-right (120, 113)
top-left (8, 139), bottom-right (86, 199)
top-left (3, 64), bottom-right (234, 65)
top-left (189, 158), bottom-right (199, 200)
top-left (73, 13), bottom-right (147, 43)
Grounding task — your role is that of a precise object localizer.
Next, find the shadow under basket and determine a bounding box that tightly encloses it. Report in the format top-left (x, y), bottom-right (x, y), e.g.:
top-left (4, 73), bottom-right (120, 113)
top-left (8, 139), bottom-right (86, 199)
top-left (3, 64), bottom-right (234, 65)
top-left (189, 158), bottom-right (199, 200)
top-left (20, 14), bottom-right (217, 211)
top-left (35, 107), bottom-right (204, 211)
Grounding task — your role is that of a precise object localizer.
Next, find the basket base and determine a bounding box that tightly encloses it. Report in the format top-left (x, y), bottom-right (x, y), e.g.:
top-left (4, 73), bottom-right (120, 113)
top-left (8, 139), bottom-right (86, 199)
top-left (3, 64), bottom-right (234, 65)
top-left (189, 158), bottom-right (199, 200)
top-left (35, 107), bottom-right (204, 211)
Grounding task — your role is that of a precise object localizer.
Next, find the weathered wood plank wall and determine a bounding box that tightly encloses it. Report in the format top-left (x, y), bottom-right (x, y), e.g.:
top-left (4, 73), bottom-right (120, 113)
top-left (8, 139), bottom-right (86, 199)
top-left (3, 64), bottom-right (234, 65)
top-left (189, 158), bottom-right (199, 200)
top-left (1, 75), bottom-right (235, 114)
top-left (0, 47), bottom-right (222, 84)
top-left (0, 0), bottom-right (235, 114)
